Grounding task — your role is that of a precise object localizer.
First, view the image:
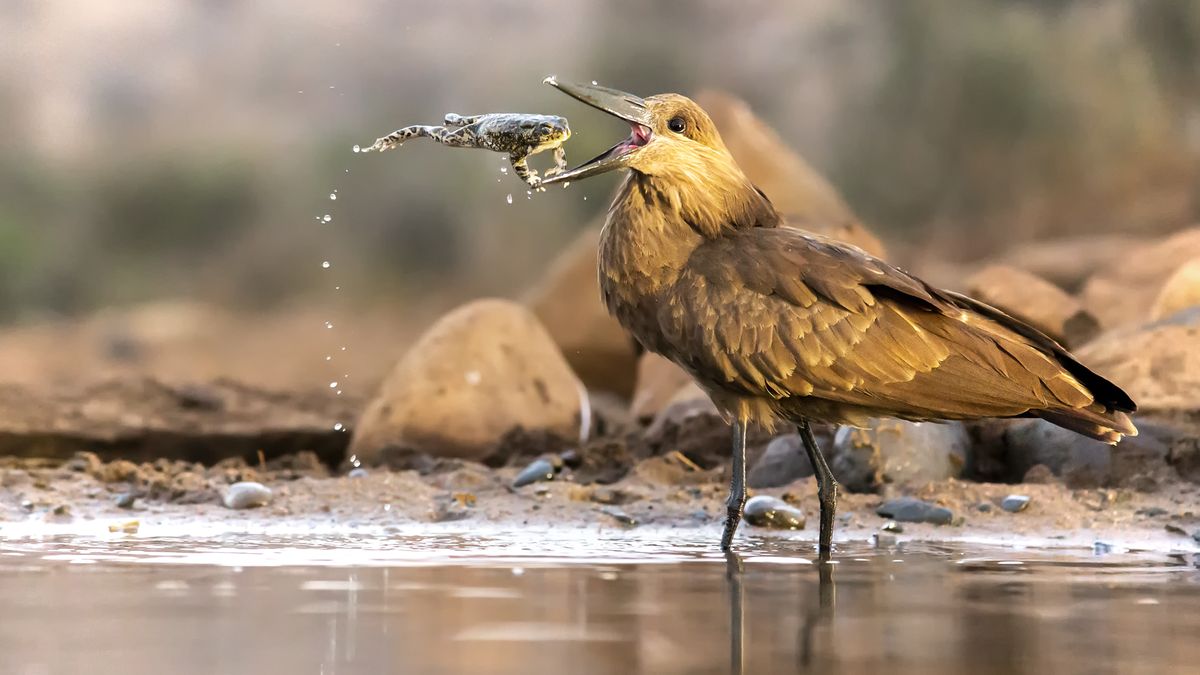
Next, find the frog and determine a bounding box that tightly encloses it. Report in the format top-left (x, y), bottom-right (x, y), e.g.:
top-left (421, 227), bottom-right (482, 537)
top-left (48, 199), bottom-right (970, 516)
top-left (359, 113), bottom-right (571, 189)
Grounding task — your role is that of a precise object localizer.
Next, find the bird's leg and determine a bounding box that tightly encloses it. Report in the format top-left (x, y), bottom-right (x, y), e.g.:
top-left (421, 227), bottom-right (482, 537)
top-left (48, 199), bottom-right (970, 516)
top-left (724, 550), bottom-right (745, 675)
top-left (443, 113), bottom-right (483, 127)
top-left (720, 417), bottom-right (749, 551)
top-left (798, 419), bottom-right (838, 557)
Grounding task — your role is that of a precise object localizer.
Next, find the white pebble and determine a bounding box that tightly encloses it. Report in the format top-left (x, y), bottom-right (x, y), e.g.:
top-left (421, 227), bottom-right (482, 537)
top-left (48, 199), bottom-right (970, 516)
top-left (223, 482), bottom-right (272, 510)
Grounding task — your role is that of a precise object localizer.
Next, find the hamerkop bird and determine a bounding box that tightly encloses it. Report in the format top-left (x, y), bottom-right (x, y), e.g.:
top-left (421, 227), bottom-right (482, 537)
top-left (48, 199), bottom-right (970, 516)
top-left (541, 80), bottom-right (1137, 555)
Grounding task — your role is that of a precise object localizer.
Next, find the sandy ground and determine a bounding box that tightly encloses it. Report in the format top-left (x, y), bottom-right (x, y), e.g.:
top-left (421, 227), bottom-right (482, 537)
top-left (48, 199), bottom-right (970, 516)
top-left (3, 451), bottom-right (1198, 555)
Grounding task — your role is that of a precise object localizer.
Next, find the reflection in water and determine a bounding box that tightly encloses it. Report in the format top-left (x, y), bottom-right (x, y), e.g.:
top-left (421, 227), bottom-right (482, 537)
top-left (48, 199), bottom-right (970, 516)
top-left (0, 532), bottom-right (1196, 674)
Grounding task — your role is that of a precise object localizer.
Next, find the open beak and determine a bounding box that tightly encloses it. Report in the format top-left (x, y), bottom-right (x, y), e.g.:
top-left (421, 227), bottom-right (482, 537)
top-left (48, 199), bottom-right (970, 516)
top-left (541, 78), bottom-right (651, 184)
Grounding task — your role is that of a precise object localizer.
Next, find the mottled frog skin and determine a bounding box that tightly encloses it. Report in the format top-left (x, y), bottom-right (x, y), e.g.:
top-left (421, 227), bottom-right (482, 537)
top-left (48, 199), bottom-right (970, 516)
top-left (362, 113), bottom-right (571, 188)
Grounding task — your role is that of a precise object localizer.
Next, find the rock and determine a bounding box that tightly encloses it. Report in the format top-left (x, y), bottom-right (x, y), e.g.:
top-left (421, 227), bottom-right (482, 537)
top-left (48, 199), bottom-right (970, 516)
top-left (65, 451), bottom-right (102, 474)
top-left (743, 495), bottom-right (806, 530)
top-left (512, 458), bottom-right (555, 488)
top-left (1081, 227), bottom-right (1200, 328)
top-left (832, 420), bottom-right (968, 492)
top-left (999, 234), bottom-right (1142, 292)
top-left (347, 468), bottom-right (369, 479)
top-left (571, 437), bottom-right (642, 485)
top-left (1005, 419), bottom-right (1112, 488)
top-left (697, 91), bottom-right (887, 258)
top-left (525, 226), bottom-right (638, 397)
top-left (1076, 307), bottom-right (1200, 414)
top-left (1137, 506), bottom-right (1168, 517)
top-left (747, 433), bottom-right (814, 489)
top-left (429, 493), bottom-right (471, 522)
top-left (114, 492), bottom-right (138, 509)
top-left (589, 486), bottom-right (639, 505)
top-left (1001, 495), bottom-right (1031, 513)
top-left (1022, 464), bottom-right (1059, 484)
top-left (349, 299), bottom-right (585, 464)
top-left (630, 353), bottom-right (694, 422)
top-left (1165, 524), bottom-right (1188, 536)
top-left (1193, 530), bottom-right (1200, 544)
top-left (1152, 258), bottom-right (1200, 320)
top-left (965, 265), bottom-right (1100, 347)
top-left (876, 497), bottom-right (954, 525)
top-left (0, 377), bottom-right (353, 465)
top-left (597, 506), bottom-right (637, 526)
top-left (222, 481), bottom-right (272, 509)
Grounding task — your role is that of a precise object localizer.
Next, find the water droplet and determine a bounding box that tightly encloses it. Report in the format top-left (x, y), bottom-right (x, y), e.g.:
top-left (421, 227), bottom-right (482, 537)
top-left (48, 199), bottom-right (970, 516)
top-left (383, 503), bottom-right (391, 511)
top-left (334, 286), bottom-right (341, 291)
top-left (325, 321), bottom-right (334, 329)
top-left (512, 567), bottom-right (525, 576)
top-left (591, 80), bottom-right (598, 85)
top-left (336, 390), bottom-right (342, 395)
top-left (542, 75), bottom-right (557, 85)
top-left (329, 192), bottom-right (337, 200)
top-left (329, 381), bottom-right (338, 388)
top-left (563, 181), bottom-right (570, 188)
top-left (352, 144), bottom-right (361, 153)
top-left (505, 194), bottom-right (513, 204)
top-left (333, 422), bottom-right (344, 431)
top-left (329, 85), bottom-right (336, 89)
top-left (321, 261), bottom-right (330, 269)
top-left (583, 196), bottom-right (588, 201)
top-left (340, 346), bottom-right (347, 351)
top-left (322, 215), bottom-right (332, 222)
top-left (325, 355), bottom-right (332, 361)
top-left (500, 166), bottom-right (508, 174)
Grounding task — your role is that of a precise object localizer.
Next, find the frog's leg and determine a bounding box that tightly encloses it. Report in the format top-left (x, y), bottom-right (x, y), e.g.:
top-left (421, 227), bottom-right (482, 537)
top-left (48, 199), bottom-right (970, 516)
top-left (367, 125), bottom-right (481, 153)
top-left (509, 152), bottom-right (541, 189)
top-left (444, 113), bottom-right (484, 127)
top-left (544, 145), bottom-right (568, 178)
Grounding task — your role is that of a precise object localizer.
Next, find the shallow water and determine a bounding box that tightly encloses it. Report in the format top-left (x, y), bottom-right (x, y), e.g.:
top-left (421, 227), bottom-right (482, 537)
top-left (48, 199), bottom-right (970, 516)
top-left (1, 530), bottom-right (1197, 674)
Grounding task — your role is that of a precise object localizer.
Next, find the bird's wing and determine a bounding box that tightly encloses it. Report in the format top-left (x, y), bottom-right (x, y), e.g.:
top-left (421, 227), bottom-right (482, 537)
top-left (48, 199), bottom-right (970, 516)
top-left (657, 227), bottom-right (1098, 420)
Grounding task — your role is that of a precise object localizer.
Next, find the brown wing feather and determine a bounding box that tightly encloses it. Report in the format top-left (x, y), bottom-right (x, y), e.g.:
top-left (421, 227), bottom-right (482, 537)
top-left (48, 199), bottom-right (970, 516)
top-left (657, 227), bottom-right (1133, 436)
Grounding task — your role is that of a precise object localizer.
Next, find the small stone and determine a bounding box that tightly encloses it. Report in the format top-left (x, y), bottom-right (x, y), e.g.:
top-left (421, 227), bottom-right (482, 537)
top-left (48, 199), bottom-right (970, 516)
top-left (51, 504), bottom-right (70, 516)
top-left (1001, 495), bottom-right (1031, 513)
top-left (742, 495), bottom-right (806, 530)
top-left (347, 468), bottom-right (369, 479)
top-left (597, 506), bottom-right (637, 526)
top-left (222, 482), bottom-right (272, 510)
top-left (1136, 506), bottom-right (1168, 517)
top-left (1093, 541), bottom-right (1114, 555)
top-left (1164, 524), bottom-right (1188, 536)
top-left (975, 502), bottom-right (993, 513)
top-left (512, 458), bottom-right (556, 488)
top-left (876, 497), bottom-right (953, 525)
top-left (747, 434), bottom-right (813, 489)
top-left (108, 520), bottom-right (139, 534)
top-left (114, 492), bottom-right (138, 509)
top-left (832, 420), bottom-right (968, 493)
top-left (1192, 530), bottom-right (1200, 544)
top-left (880, 521), bottom-right (903, 533)
top-left (65, 451), bottom-right (102, 474)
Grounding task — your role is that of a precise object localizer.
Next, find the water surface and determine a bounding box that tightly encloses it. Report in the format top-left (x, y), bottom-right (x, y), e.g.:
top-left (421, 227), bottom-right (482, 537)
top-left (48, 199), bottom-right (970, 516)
top-left (0, 530), bottom-right (1196, 674)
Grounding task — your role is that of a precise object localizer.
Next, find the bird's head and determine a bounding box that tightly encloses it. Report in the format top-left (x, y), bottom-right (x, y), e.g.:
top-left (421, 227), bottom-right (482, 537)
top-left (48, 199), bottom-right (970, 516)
top-left (541, 78), bottom-right (734, 184)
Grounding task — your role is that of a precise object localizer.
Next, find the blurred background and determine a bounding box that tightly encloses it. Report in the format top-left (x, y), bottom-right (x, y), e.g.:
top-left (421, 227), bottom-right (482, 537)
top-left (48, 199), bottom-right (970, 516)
top-left (2, 0), bottom-right (1199, 395)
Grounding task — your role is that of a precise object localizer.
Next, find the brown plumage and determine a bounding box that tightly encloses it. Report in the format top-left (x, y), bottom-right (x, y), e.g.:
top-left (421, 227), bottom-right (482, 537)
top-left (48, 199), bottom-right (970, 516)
top-left (543, 81), bottom-right (1136, 556)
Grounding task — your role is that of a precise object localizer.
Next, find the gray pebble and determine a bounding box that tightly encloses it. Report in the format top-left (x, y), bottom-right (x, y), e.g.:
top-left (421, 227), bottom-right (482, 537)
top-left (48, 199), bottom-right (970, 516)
top-left (512, 458), bottom-right (555, 488)
top-left (975, 502), bottom-right (993, 513)
top-left (1164, 524), bottom-right (1187, 536)
top-left (1193, 530), bottom-right (1200, 544)
top-left (1001, 495), bottom-right (1031, 513)
top-left (747, 434), bottom-right (813, 489)
top-left (743, 495), bottom-right (806, 530)
top-left (222, 482), bottom-right (272, 510)
top-left (347, 468), bottom-right (369, 479)
top-left (1093, 540), bottom-right (1114, 555)
top-left (598, 506), bottom-right (637, 526)
top-left (115, 492), bottom-right (138, 509)
top-left (876, 497), bottom-right (953, 525)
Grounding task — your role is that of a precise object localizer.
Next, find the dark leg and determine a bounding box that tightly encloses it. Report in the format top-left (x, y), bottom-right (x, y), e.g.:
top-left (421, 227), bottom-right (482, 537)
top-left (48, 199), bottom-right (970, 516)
top-left (720, 417), bottom-right (748, 551)
top-left (798, 419), bottom-right (838, 557)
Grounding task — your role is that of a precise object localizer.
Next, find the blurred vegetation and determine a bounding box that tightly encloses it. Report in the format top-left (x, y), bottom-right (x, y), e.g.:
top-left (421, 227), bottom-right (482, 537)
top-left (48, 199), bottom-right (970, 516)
top-left (0, 0), bottom-right (1198, 321)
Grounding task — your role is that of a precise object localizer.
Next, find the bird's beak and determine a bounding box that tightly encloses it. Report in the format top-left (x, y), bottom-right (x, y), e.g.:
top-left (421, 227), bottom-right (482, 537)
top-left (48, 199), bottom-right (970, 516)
top-left (541, 78), bottom-right (651, 184)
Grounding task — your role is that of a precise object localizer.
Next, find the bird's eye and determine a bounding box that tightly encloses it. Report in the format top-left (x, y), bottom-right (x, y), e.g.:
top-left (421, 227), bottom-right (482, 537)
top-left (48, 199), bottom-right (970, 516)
top-left (667, 116), bottom-right (686, 133)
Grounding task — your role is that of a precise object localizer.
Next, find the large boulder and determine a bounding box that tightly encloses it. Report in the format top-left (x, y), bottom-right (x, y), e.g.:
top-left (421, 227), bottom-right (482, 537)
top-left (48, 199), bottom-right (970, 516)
top-left (697, 90), bottom-right (887, 258)
top-left (348, 299), bottom-right (585, 464)
top-left (1151, 258), bottom-right (1200, 321)
top-left (1076, 308), bottom-right (1200, 415)
top-left (965, 265), bottom-right (1100, 347)
top-left (525, 226), bottom-right (639, 398)
top-left (832, 419), bottom-right (969, 492)
top-left (630, 352), bottom-right (694, 422)
top-left (1081, 227), bottom-right (1200, 328)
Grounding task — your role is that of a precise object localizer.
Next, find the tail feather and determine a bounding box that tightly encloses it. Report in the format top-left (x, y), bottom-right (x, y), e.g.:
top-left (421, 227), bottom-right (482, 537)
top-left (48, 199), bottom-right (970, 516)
top-left (1035, 406), bottom-right (1137, 445)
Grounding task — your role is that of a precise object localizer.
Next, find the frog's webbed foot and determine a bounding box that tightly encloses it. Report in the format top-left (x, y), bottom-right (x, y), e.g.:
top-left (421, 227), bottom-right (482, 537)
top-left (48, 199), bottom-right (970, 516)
top-left (444, 113), bottom-right (483, 127)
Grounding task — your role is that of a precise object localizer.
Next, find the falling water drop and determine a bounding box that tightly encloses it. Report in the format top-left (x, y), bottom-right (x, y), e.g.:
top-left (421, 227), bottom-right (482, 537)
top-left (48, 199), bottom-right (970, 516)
top-left (352, 144), bottom-right (360, 153)
top-left (505, 194), bottom-right (513, 204)
top-left (591, 80), bottom-right (598, 85)
top-left (321, 261), bottom-right (330, 269)
top-left (325, 355), bottom-right (332, 361)
top-left (500, 166), bottom-right (508, 174)
top-left (329, 192), bottom-right (337, 200)
top-left (333, 423), bottom-right (344, 431)
top-left (329, 381), bottom-right (338, 389)
top-left (322, 215), bottom-right (332, 223)
top-left (325, 321), bottom-right (334, 329)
